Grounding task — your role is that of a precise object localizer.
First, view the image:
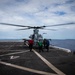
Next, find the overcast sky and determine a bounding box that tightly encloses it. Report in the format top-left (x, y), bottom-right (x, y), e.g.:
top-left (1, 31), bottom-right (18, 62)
top-left (0, 0), bottom-right (75, 39)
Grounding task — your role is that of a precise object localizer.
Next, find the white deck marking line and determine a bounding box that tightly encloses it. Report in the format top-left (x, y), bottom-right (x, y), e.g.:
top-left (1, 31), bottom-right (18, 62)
top-left (6, 43), bottom-right (18, 49)
top-left (26, 43), bottom-right (65, 75)
top-left (0, 50), bottom-right (29, 57)
top-left (0, 61), bottom-right (57, 75)
top-left (10, 56), bottom-right (20, 59)
top-left (32, 49), bottom-right (66, 75)
top-left (0, 50), bottom-right (25, 51)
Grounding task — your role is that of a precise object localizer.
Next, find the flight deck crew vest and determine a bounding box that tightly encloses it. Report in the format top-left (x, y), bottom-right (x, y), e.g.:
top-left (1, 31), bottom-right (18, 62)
top-left (46, 40), bottom-right (49, 46)
top-left (38, 42), bottom-right (43, 47)
top-left (28, 40), bottom-right (33, 45)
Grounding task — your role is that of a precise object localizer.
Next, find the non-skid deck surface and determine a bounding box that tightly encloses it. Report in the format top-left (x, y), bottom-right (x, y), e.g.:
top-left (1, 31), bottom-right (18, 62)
top-left (0, 42), bottom-right (75, 75)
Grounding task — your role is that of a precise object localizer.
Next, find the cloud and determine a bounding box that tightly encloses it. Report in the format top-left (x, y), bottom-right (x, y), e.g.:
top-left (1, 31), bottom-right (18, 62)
top-left (65, 0), bottom-right (75, 4)
top-left (0, 0), bottom-right (75, 39)
top-left (53, 11), bottom-right (66, 16)
top-left (71, 6), bottom-right (75, 12)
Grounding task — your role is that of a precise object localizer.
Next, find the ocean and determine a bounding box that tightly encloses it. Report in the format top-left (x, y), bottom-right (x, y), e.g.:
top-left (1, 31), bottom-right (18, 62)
top-left (0, 39), bottom-right (75, 51)
top-left (49, 39), bottom-right (75, 51)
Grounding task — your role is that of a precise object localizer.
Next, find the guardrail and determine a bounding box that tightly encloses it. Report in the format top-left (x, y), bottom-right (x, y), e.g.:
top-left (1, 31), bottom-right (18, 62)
top-left (51, 45), bottom-right (71, 53)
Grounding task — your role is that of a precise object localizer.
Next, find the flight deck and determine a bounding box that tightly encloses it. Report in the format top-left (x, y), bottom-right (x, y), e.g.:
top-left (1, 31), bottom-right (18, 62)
top-left (0, 42), bottom-right (75, 75)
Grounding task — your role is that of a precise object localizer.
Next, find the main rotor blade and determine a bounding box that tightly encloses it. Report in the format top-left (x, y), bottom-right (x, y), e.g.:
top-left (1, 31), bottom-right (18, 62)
top-left (16, 27), bottom-right (31, 30)
top-left (0, 23), bottom-right (44, 29)
top-left (40, 28), bottom-right (57, 31)
top-left (0, 23), bottom-right (31, 27)
top-left (43, 22), bottom-right (75, 27)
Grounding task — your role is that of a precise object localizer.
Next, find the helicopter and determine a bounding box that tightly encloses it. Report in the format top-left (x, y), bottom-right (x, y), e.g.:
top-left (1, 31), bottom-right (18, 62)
top-left (0, 22), bottom-right (75, 45)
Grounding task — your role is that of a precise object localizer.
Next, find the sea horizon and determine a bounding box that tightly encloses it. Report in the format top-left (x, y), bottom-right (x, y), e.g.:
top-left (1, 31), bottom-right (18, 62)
top-left (0, 39), bottom-right (75, 51)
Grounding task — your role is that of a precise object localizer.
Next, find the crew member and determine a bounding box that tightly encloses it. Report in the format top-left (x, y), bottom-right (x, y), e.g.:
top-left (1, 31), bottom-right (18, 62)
top-left (45, 39), bottom-right (49, 52)
top-left (43, 39), bottom-right (46, 48)
top-left (28, 39), bottom-right (34, 51)
top-left (38, 40), bottom-right (43, 52)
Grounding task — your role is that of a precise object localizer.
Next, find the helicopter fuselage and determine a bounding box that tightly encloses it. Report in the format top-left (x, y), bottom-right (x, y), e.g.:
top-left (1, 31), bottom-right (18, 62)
top-left (29, 29), bottom-right (43, 45)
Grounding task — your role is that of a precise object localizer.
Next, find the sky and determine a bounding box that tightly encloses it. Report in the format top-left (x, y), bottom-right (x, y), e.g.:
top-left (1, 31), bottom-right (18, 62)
top-left (0, 0), bottom-right (75, 39)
